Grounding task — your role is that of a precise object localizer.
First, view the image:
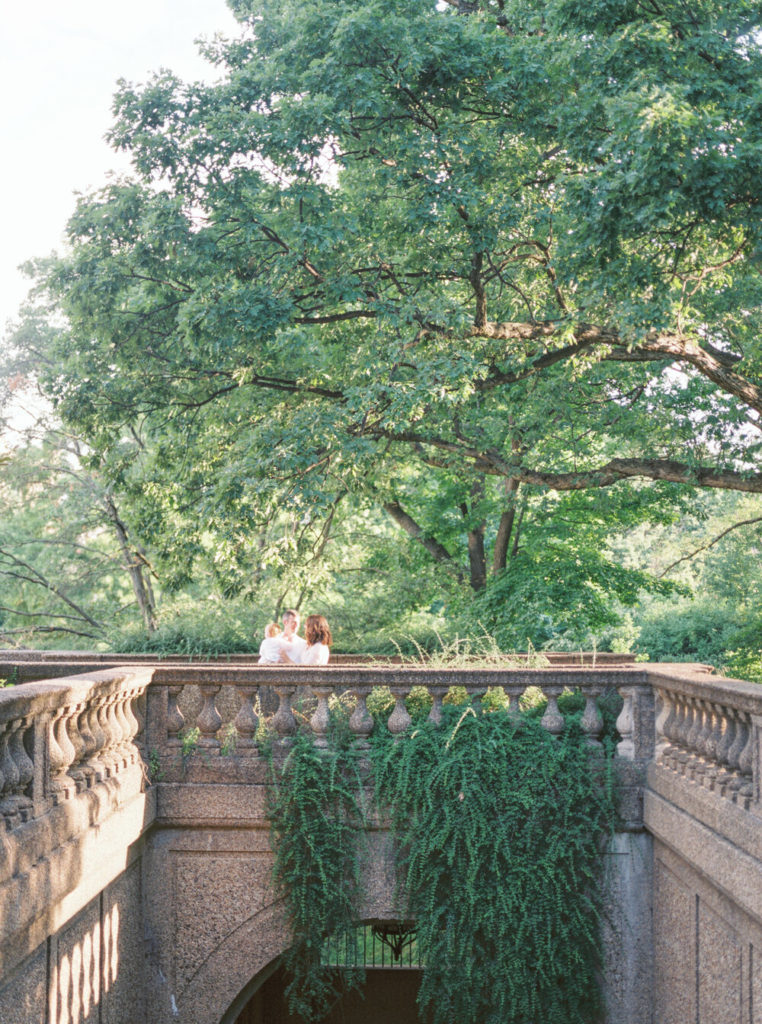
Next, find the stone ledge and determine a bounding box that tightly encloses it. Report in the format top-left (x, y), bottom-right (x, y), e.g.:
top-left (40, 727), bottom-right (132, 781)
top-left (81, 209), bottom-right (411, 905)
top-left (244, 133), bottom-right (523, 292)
top-left (645, 787), bottom-right (762, 928)
top-left (0, 770), bottom-right (155, 978)
top-left (156, 782), bottom-right (269, 826)
top-left (647, 762), bottom-right (762, 861)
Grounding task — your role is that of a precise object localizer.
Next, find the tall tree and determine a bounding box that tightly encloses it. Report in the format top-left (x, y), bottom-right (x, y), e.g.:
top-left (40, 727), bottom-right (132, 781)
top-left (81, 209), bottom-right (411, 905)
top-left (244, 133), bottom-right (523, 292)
top-left (11, 0), bottom-right (762, 617)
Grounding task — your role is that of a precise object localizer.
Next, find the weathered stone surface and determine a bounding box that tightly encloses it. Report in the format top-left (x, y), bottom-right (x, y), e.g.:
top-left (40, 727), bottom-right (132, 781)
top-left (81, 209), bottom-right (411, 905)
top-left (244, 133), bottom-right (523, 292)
top-left (0, 944), bottom-right (47, 1024)
top-left (601, 832), bottom-right (653, 1024)
top-left (103, 861), bottom-right (146, 1024)
top-left (3, 656), bottom-right (762, 1024)
top-left (654, 854), bottom-right (696, 1024)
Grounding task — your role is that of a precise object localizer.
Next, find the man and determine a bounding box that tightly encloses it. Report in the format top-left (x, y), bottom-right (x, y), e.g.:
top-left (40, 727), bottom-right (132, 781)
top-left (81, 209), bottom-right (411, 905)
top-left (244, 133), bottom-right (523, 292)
top-left (280, 609), bottom-right (307, 664)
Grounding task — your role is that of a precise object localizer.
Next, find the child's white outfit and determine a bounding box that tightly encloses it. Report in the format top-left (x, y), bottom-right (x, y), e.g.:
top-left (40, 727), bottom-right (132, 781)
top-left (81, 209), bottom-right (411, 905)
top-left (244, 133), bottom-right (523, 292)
top-left (258, 635), bottom-right (284, 664)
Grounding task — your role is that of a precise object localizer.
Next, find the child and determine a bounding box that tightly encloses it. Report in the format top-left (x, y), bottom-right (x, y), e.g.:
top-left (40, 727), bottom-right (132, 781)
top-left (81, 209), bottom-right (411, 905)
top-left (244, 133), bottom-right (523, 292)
top-left (258, 622), bottom-right (283, 665)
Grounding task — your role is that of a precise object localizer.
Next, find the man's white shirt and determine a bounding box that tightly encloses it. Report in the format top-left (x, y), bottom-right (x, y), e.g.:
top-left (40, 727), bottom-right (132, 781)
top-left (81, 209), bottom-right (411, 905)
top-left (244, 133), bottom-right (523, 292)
top-left (283, 634), bottom-right (308, 664)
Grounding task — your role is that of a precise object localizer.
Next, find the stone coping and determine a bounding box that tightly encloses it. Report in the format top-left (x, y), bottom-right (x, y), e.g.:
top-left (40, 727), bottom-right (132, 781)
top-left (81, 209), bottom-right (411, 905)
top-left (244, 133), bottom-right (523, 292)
top-left (0, 666), bottom-right (154, 723)
top-left (0, 648), bottom-right (637, 663)
top-left (3, 661), bottom-right (653, 690)
top-left (646, 663), bottom-right (762, 715)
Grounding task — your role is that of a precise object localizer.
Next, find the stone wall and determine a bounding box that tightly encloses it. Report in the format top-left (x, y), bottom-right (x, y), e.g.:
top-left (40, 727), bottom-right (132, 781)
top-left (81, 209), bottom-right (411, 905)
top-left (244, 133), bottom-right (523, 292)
top-left (646, 665), bottom-right (762, 1024)
top-left (0, 858), bottom-right (147, 1024)
top-left (3, 655), bottom-right (760, 1024)
top-left (0, 669), bottom-right (154, 1023)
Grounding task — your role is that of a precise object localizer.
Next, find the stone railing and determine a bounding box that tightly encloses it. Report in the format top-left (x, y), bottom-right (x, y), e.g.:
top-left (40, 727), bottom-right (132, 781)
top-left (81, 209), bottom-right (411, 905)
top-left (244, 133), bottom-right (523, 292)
top-left (648, 665), bottom-right (762, 810)
top-left (135, 664), bottom-right (659, 783)
top-left (0, 668), bottom-right (150, 835)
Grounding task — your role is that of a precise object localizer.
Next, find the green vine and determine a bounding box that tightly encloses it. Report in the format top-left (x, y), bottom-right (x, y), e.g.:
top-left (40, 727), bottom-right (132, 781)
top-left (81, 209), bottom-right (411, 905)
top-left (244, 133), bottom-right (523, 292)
top-left (267, 723), bottom-right (368, 1021)
top-left (372, 703), bottom-right (616, 1024)
top-left (266, 694), bottom-right (617, 1024)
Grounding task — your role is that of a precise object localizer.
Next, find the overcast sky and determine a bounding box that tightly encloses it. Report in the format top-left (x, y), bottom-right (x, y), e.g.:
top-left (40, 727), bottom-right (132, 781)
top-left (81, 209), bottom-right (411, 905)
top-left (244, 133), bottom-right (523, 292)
top-left (1, 0), bottom-right (239, 335)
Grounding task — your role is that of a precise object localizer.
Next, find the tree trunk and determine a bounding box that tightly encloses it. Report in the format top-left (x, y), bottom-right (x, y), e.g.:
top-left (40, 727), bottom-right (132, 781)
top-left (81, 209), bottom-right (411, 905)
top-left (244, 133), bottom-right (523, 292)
top-left (461, 478), bottom-right (487, 591)
top-left (492, 478), bottom-right (520, 574)
top-left (511, 496), bottom-right (527, 559)
top-left (105, 497), bottom-right (159, 632)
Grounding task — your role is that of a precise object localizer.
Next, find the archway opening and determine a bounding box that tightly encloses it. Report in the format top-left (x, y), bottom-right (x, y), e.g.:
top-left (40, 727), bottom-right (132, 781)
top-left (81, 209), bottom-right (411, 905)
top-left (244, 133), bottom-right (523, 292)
top-left (233, 923), bottom-right (423, 1024)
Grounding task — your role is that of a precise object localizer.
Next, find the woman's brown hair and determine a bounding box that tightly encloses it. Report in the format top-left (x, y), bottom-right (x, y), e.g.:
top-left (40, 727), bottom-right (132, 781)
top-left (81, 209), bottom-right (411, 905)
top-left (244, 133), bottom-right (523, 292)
top-left (305, 614), bottom-right (332, 647)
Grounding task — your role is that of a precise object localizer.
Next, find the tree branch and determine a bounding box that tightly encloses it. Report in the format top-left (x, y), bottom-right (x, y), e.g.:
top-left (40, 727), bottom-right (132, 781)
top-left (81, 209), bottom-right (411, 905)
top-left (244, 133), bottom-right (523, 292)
top-left (383, 500), bottom-right (464, 580)
top-left (658, 515), bottom-right (762, 577)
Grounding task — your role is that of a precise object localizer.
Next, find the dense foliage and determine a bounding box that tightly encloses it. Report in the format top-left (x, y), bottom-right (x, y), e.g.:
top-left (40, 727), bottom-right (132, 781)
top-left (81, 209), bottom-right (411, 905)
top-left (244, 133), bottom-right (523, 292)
top-left (2, 0), bottom-right (761, 670)
top-left (267, 727), bottom-right (367, 1020)
top-left (267, 699), bottom-right (616, 1024)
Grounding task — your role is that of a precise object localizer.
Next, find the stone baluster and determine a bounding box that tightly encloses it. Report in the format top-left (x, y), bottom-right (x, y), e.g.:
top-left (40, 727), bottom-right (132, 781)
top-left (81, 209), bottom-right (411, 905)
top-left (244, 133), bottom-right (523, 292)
top-left (85, 699), bottom-right (108, 784)
top-left (132, 691), bottom-right (146, 751)
top-left (6, 716), bottom-right (34, 824)
top-left (103, 693), bottom-right (127, 774)
top-left (664, 693), bottom-right (686, 768)
top-left (714, 705), bottom-right (737, 793)
top-left (349, 690), bottom-right (373, 747)
top-left (271, 686), bottom-right (297, 743)
top-left (121, 688), bottom-right (141, 764)
top-left (693, 700), bottom-right (715, 784)
top-left (114, 690), bottom-right (135, 768)
top-left (197, 686), bottom-right (223, 747)
top-left (540, 691), bottom-right (565, 738)
top-left (675, 697), bottom-right (697, 773)
top-left (654, 690), bottom-right (673, 761)
top-left (427, 688), bottom-right (445, 726)
top-left (684, 697), bottom-right (705, 775)
top-left (581, 693), bottom-right (603, 750)
top-left (725, 708), bottom-right (748, 793)
top-left (388, 688), bottom-right (412, 737)
top-left (616, 689), bottom-right (635, 760)
top-left (696, 700), bottom-right (714, 759)
top-left (661, 690), bottom-right (682, 766)
top-left (0, 721), bottom-right (21, 829)
top-left (735, 712), bottom-right (754, 802)
top-left (310, 685), bottom-right (333, 749)
top-left (70, 701), bottom-right (96, 790)
top-left (95, 695), bottom-right (119, 776)
top-left (166, 686), bottom-right (186, 745)
top-left (234, 686), bottom-right (259, 746)
top-left (49, 704), bottom-right (78, 802)
top-left (504, 690), bottom-right (521, 720)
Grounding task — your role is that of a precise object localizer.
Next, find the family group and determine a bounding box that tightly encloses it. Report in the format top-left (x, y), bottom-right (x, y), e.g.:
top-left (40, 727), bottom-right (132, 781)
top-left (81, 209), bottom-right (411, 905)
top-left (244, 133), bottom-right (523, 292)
top-left (257, 609), bottom-right (332, 666)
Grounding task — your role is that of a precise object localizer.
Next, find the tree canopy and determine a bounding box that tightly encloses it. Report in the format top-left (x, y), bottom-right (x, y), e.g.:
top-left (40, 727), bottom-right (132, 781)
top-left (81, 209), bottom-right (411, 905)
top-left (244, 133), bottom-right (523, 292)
top-left (6, 0), bottom-right (762, 648)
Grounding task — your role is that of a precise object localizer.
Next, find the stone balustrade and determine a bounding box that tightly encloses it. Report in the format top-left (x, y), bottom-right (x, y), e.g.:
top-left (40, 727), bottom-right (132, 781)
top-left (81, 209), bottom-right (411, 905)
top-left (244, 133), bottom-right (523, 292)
top-left (3, 653), bottom-right (762, 1024)
top-left (648, 665), bottom-right (762, 811)
top-left (0, 668), bottom-right (150, 834)
top-left (141, 665), bottom-right (645, 764)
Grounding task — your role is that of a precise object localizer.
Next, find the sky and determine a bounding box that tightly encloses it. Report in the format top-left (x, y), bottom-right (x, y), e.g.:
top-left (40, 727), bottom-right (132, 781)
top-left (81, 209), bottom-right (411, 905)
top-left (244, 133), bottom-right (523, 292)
top-left (1, 0), bottom-right (240, 336)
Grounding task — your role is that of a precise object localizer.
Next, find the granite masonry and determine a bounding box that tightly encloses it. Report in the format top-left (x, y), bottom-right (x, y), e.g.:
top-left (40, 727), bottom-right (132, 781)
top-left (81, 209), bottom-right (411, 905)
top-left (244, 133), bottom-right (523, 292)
top-left (0, 654), bottom-right (760, 1022)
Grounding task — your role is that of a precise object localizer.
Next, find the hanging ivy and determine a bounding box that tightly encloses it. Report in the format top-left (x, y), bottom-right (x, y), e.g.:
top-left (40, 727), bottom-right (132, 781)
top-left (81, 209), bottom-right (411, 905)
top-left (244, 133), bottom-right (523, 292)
top-left (267, 724), bottom-right (367, 1020)
top-left (267, 695), bottom-right (617, 1024)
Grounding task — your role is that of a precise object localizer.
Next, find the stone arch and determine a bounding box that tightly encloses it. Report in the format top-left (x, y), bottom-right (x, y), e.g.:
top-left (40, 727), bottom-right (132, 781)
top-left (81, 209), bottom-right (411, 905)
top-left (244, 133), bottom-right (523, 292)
top-left (173, 901), bottom-right (290, 1024)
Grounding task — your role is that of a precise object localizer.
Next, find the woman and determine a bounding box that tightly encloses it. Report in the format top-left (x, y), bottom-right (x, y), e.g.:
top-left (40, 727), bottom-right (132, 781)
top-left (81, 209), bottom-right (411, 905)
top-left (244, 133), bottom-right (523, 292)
top-left (280, 614), bottom-right (331, 665)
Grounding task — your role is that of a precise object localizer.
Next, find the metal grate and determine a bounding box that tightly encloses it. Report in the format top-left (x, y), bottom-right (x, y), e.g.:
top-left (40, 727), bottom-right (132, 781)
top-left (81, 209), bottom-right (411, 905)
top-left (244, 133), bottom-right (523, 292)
top-left (321, 923), bottom-right (422, 968)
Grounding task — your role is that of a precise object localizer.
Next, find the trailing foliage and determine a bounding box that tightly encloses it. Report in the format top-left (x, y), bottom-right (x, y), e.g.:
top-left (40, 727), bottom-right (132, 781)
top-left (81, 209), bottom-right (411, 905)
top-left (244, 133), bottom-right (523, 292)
top-left (371, 706), bottom-right (616, 1024)
top-left (268, 696), bottom-right (617, 1023)
top-left (266, 725), bottom-right (367, 1020)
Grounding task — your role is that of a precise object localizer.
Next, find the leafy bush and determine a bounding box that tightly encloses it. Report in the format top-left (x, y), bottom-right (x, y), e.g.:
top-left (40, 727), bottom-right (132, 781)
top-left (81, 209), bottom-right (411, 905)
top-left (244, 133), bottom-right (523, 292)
top-left (633, 597), bottom-right (745, 667)
top-left (105, 597), bottom-right (264, 656)
top-left (372, 706), bottom-right (617, 1024)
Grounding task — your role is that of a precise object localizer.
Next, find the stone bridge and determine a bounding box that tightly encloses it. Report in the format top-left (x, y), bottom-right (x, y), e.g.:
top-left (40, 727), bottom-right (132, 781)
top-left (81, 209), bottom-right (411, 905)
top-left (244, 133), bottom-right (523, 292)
top-left (0, 652), bottom-right (760, 1023)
